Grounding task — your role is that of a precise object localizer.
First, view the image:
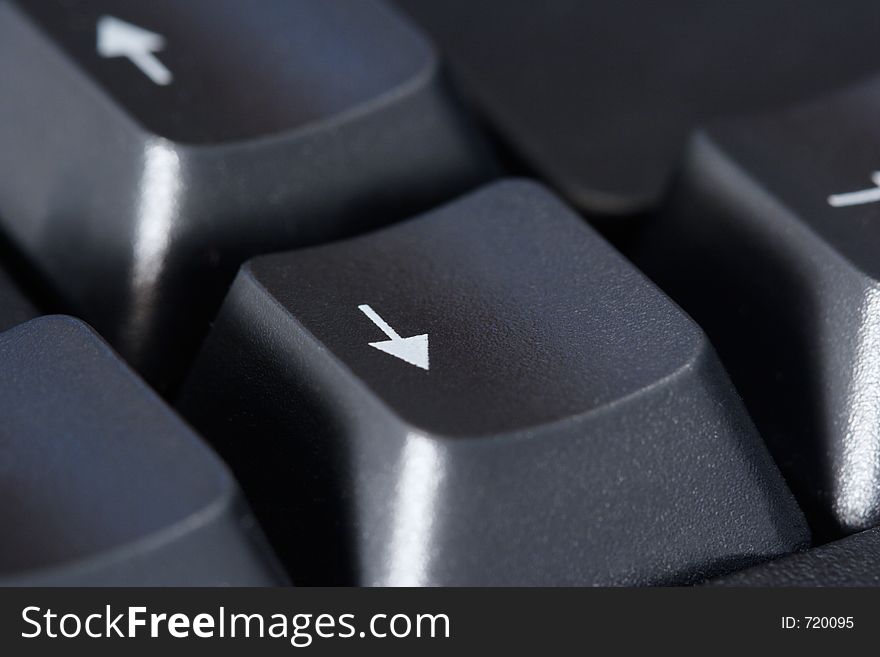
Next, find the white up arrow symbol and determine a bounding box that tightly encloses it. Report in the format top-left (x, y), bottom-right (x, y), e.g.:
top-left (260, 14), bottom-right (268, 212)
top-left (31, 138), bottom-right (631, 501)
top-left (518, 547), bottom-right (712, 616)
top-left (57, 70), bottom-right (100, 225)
top-left (358, 304), bottom-right (429, 371)
top-left (97, 16), bottom-right (173, 86)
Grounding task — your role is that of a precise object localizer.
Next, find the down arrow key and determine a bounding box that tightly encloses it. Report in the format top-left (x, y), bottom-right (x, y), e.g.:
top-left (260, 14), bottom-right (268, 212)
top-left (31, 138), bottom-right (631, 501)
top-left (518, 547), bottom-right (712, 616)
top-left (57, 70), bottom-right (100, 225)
top-left (358, 304), bottom-right (429, 371)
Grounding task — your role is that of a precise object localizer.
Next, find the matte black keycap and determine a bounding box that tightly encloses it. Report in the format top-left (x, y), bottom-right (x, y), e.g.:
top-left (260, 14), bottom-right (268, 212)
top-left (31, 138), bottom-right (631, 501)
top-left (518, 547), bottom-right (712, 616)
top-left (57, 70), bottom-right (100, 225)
top-left (0, 0), bottom-right (493, 387)
top-left (395, 0), bottom-right (880, 213)
top-left (627, 74), bottom-right (880, 539)
top-left (0, 316), bottom-right (283, 586)
top-left (178, 180), bottom-right (808, 586)
top-left (709, 527), bottom-right (880, 587)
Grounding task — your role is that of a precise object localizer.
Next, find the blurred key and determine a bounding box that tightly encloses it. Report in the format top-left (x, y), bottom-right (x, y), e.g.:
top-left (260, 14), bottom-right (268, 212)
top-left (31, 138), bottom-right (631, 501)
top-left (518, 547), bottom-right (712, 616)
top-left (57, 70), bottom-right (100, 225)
top-left (178, 180), bottom-right (808, 586)
top-left (628, 74), bottom-right (880, 539)
top-left (0, 316), bottom-right (283, 586)
top-left (709, 528), bottom-right (880, 587)
top-left (0, 0), bottom-right (494, 387)
top-left (395, 0), bottom-right (880, 213)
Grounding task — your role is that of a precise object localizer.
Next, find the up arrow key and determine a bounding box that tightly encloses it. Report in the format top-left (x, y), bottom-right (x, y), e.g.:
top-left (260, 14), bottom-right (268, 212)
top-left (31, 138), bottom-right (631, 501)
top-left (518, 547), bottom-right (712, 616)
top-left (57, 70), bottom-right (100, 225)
top-left (97, 16), bottom-right (173, 86)
top-left (358, 304), bottom-right (429, 371)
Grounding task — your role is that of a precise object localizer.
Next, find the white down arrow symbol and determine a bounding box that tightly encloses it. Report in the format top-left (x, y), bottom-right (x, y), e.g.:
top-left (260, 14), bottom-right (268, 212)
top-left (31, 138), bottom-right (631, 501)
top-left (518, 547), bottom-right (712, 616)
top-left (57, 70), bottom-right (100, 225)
top-left (358, 304), bottom-right (429, 371)
top-left (97, 16), bottom-right (173, 86)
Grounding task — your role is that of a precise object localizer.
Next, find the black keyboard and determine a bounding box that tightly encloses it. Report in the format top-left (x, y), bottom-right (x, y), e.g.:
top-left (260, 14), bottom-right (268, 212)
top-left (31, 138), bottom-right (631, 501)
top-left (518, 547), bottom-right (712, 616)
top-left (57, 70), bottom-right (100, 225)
top-left (0, 0), bottom-right (878, 586)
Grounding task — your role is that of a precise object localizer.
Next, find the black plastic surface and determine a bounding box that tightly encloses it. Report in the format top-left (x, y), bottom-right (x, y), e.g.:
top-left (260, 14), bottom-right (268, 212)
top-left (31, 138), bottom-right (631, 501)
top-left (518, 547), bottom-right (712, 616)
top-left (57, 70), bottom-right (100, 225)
top-left (0, 316), bottom-right (283, 586)
top-left (0, 0), bottom-right (494, 388)
top-left (18, 0), bottom-right (435, 144)
top-left (396, 0), bottom-right (880, 212)
top-left (710, 528), bottom-right (880, 587)
top-left (179, 180), bottom-right (809, 586)
top-left (627, 74), bottom-right (880, 539)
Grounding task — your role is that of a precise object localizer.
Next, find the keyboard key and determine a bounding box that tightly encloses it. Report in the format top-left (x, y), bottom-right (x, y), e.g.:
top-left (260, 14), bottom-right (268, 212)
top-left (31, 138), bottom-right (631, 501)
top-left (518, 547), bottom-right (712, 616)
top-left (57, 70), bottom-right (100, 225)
top-left (178, 180), bottom-right (809, 586)
top-left (627, 75), bottom-right (880, 539)
top-left (0, 0), bottom-right (494, 387)
top-left (395, 0), bottom-right (880, 213)
top-left (0, 316), bottom-right (283, 586)
top-left (709, 527), bottom-right (880, 586)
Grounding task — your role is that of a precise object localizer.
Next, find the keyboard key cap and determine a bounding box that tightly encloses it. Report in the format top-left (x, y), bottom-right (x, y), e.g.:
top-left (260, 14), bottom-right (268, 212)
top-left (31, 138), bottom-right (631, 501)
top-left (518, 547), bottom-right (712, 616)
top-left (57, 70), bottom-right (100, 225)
top-left (395, 0), bottom-right (880, 212)
top-left (0, 0), bottom-right (494, 387)
top-left (0, 316), bottom-right (284, 586)
top-left (178, 180), bottom-right (809, 586)
top-left (709, 527), bottom-right (880, 586)
top-left (627, 75), bottom-right (880, 538)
